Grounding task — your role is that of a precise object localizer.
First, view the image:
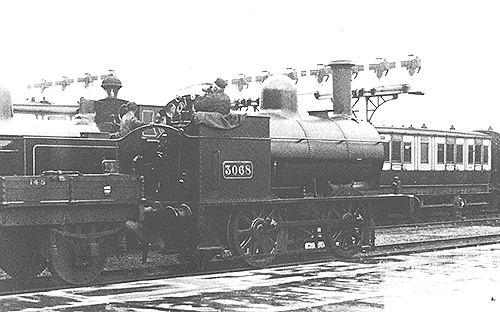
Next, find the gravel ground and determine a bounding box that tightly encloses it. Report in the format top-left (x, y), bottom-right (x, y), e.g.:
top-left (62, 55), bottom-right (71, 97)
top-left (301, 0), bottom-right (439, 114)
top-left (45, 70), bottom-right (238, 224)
top-left (0, 250), bottom-right (180, 280)
top-left (104, 250), bottom-right (180, 271)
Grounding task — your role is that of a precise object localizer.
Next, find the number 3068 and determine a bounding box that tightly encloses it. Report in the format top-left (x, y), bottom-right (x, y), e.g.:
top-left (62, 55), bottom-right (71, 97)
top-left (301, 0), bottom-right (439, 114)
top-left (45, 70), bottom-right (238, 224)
top-left (223, 161), bottom-right (253, 179)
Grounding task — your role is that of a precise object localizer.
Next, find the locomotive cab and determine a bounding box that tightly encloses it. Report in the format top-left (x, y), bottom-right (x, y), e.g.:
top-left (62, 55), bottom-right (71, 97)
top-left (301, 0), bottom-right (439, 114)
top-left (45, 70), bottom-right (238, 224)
top-left (115, 114), bottom-right (273, 204)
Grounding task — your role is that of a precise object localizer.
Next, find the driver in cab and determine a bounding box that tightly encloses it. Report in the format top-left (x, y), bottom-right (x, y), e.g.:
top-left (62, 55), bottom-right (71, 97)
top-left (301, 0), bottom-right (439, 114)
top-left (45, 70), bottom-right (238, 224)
top-left (193, 78), bottom-right (231, 115)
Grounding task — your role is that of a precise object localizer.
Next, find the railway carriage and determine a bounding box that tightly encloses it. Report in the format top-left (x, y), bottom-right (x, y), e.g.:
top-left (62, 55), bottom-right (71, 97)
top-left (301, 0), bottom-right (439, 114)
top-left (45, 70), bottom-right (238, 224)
top-left (376, 126), bottom-right (492, 216)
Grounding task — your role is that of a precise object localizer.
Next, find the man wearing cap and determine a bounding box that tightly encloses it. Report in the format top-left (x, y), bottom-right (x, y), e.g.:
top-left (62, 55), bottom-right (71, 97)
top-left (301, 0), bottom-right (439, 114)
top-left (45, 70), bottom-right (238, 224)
top-left (119, 101), bottom-right (146, 137)
top-left (193, 78), bottom-right (231, 115)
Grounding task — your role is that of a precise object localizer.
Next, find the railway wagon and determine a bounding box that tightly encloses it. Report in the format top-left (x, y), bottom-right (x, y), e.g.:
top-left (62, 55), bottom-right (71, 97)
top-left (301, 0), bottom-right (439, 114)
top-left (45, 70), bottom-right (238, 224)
top-left (0, 103), bottom-right (143, 284)
top-left (0, 61), bottom-right (414, 285)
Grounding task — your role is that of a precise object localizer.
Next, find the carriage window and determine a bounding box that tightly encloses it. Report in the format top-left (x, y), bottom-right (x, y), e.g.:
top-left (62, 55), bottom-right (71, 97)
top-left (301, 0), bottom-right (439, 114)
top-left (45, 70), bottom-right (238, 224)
top-left (475, 144), bottom-right (482, 163)
top-left (468, 145), bottom-right (474, 164)
top-left (437, 143), bottom-right (445, 164)
top-left (456, 144), bottom-right (464, 164)
top-left (420, 142), bottom-right (429, 164)
top-left (484, 146), bottom-right (489, 164)
top-left (392, 141), bottom-right (401, 163)
top-left (403, 142), bottom-right (412, 164)
top-left (383, 142), bottom-right (390, 162)
top-left (446, 143), bottom-right (455, 163)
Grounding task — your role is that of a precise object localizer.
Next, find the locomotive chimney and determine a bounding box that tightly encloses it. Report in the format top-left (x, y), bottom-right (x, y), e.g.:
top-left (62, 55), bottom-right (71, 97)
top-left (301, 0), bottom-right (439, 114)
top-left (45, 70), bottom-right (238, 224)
top-left (101, 73), bottom-right (122, 99)
top-left (328, 60), bottom-right (354, 115)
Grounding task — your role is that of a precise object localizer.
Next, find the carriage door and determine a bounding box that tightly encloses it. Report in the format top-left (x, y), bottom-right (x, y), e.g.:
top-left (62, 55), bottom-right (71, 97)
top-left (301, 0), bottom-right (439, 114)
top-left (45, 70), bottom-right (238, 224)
top-left (402, 135), bottom-right (415, 171)
top-left (445, 137), bottom-right (456, 171)
top-left (435, 137), bottom-right (446, 171)
top-left (381, 134), bottom-right (391, 171)
top-left (474, 139), bottom-right (483, 171)
top-left (483, 139), bottom-right (491, 172)
top-left (390, 135), bottom-right (402, 171)
top-left (417, 136), bottom-right (431, 171)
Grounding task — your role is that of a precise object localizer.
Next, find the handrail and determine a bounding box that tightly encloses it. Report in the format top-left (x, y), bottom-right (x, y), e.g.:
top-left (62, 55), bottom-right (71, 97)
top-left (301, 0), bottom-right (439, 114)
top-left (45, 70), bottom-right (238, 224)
top-left (273, 137), bottom-right (384, 144)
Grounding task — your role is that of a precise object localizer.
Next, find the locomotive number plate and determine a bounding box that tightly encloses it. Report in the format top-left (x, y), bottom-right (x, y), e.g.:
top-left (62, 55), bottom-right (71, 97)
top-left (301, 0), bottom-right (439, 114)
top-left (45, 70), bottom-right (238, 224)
top-left (223, 161), bottom-right (253, 179)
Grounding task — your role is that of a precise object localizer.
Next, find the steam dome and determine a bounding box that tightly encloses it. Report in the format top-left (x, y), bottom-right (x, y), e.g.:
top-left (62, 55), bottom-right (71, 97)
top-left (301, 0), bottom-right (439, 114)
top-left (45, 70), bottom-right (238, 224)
top-left (260, 75), bottom-right (298, 115)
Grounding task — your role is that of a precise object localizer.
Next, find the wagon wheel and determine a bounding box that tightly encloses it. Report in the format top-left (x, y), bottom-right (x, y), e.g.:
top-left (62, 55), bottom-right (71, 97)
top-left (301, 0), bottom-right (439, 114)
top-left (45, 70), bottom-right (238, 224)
top-left (326, 187), bottom-right (374, 258)
top-left (48, 223), bottom-right (120, 285)
top-left (0, 227), bottom-right (47, 280)
top-left (227, 206), bottom-right (286, 267)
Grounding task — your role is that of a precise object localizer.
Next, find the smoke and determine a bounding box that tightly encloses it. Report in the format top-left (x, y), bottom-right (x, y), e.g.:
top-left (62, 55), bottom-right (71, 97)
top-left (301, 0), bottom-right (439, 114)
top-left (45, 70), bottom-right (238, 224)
top-left (0, 86), bottom-right (13, 120)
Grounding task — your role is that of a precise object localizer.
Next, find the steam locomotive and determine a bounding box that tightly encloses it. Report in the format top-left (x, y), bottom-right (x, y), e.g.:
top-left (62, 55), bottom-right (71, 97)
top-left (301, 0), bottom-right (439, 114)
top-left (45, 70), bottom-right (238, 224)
top-left (0, 60), bottom-right (481, 286)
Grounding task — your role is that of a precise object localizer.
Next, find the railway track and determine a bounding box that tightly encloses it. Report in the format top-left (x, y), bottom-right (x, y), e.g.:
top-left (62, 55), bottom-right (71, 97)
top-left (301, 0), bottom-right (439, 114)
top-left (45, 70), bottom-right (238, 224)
top-left (363, 233), bottom-right (500, 259)
top-left (377, 215), bottom-right (500, 229)
top-left (2, 219), bottom-right (500, 296)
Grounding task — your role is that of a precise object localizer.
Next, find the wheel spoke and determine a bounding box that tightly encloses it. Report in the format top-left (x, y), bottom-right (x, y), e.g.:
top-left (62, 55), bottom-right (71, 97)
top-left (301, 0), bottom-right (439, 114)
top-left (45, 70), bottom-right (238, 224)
top-left (250, 208), bottom-right (258, 219)
top-left (353, 205), bottom-right (362, 215)
top-left (331, 230), bottom-right (343, 242)
top-left (264, 209), bottom-right (274, 220)
top-left (237, 228), bottom-right (252, 235)
top-left (252, 230), bottom-right (277, 254)
top-left (228, 207), bottom-right (286, 267)
top-left (241, 213), bottom-right (253, 225)
top-left (330, 208), bottom-right (342, 218)
top-left (240, 236), bottom-right (253, 250)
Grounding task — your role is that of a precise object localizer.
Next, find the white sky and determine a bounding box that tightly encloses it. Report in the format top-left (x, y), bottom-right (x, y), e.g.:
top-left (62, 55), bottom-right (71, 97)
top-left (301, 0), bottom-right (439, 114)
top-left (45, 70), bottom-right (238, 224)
top-left (0, 0), bottom-right (498, 131)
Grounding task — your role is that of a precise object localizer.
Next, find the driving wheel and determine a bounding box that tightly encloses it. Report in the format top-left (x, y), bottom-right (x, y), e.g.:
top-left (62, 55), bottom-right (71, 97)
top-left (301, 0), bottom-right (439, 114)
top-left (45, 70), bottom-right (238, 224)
top-left (327, 187), bottom-right (374, 258)
top-left (227, 206), bottom-right (286, 267)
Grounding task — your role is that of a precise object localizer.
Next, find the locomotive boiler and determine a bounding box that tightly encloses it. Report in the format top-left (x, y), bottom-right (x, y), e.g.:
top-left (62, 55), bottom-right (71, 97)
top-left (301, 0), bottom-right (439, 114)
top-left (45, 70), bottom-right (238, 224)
top-left (256, 61), bottom-right (384, 197)
top-left (0, 61), bottom-right (415, 286)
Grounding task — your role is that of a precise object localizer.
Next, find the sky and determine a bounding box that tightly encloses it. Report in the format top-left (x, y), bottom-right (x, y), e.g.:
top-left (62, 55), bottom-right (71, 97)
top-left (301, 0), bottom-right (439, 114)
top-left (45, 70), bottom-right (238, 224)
top-left (0, 0), bottom-right (498, 131)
